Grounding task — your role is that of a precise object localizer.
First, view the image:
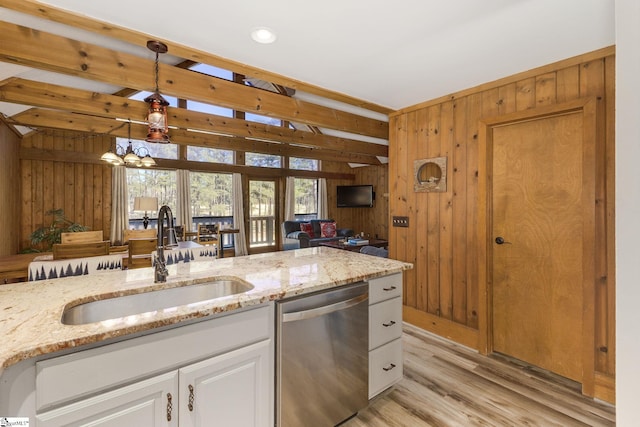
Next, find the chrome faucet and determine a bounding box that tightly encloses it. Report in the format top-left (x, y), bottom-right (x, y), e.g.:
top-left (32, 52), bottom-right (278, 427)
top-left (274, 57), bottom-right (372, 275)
top-left (154, 205), bottom-right (179, 283)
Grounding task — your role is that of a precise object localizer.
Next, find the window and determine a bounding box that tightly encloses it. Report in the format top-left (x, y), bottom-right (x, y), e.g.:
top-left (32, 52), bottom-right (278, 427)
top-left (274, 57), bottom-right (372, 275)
top-left (190, 63), bottom-right (232, 80)
top-left (187, 146), bottom-right (233, 163)
top-left (246, 152), bottom-right (281, 168)
top-left (190, 172), bottom-right (233, 230)
top-left (188, 100), bottom-right (233, 117)
top-left (290, 157), bottom-right (319, 171)
top-left (295, 178), bottom-right (318, 220)
top-left (245, 112), bottom-right (282, 126)
top-left (190, 171), bottom-right (234, 247)
top-left (126, 168), bottom-right (177, 226)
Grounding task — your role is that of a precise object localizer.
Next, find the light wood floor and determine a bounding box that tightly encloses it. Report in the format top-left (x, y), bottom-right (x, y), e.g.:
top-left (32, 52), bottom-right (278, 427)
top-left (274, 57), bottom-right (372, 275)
top-left (344, 323), bottom-right (616, 427)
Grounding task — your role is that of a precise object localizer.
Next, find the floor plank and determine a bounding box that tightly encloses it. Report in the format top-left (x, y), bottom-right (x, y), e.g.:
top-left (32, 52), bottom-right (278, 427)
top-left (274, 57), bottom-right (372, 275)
top-left (343, 323), bottom-right (615, 427)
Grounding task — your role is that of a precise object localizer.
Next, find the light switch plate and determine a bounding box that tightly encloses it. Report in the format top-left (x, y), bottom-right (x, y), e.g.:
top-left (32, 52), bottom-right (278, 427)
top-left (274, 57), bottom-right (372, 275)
top-left (392, 216), bottom-right (409, 227)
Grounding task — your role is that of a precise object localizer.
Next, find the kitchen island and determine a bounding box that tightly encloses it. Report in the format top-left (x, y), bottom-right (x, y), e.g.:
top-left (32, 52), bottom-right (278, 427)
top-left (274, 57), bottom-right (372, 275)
top-left (0, 247), bottom-right (411, 425)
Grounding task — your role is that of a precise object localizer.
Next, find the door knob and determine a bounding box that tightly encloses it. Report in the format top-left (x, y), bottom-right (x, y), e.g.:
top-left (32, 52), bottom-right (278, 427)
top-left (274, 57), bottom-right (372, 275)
top-left (495, 237), bottom-right (511, 245)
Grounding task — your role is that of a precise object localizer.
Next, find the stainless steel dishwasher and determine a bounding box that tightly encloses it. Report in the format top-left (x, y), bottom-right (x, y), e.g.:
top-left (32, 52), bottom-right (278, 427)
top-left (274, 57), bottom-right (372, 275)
top-left (276, 282), bottom-right (369, 427)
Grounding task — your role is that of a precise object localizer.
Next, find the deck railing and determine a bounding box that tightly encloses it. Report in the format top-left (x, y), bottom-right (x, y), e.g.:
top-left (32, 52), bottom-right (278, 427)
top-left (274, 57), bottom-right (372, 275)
top-left (130, 215), bottom-right (277, 248)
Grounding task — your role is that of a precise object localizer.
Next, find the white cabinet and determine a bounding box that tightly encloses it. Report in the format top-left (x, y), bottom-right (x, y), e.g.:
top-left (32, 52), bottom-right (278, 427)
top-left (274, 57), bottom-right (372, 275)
top-left (179, 340), bottom-right (271, 427)
top-left (34, 305), bottom-right (273, 427)
top-left (36, 371), bottom-right (179, 426)
top-left (368, 273), bottom-right (403, 398)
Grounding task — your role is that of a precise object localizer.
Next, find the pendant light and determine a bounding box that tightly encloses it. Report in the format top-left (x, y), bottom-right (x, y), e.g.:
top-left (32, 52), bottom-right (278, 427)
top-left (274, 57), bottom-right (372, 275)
top-left (144, 40), bottom-right (171, 143)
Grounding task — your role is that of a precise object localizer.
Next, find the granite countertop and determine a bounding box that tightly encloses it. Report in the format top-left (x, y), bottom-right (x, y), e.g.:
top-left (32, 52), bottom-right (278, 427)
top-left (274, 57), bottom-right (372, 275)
top-left (0, 247), bottom-right (412, 375)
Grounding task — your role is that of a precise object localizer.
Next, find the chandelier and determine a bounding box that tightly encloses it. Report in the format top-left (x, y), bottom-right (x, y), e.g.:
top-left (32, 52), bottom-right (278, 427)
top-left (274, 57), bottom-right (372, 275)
top-left (100, 120), bottom-right (156, 167)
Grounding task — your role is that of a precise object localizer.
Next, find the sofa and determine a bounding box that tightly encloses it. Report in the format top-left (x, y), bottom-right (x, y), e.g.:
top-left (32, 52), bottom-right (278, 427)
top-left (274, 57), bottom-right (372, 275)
top-left (282, 219), bottom-right (354, 249)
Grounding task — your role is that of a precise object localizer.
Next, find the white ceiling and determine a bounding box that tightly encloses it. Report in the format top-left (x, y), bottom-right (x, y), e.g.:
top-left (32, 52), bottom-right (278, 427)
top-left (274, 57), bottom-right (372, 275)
top-left (32, 0), bottom-right (615, 111)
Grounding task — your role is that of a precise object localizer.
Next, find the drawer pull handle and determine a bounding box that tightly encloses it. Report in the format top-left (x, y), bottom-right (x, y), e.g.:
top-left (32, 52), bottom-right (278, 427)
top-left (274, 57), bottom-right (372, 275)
top-left (383, 286), bottom-right (397, 291)
top-left (382, 320), bottom-right (396, 327)
top-left (188, 384), bottom-right (195, 411)
top-left (383, 363), bottom-right (397, 372)
top-left (166, 393), bottom-right (173, 421)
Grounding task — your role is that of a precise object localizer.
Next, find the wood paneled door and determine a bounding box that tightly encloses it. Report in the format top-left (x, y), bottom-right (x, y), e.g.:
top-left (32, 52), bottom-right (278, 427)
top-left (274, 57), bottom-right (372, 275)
top-left (478, 98), bottom-right (598, 396)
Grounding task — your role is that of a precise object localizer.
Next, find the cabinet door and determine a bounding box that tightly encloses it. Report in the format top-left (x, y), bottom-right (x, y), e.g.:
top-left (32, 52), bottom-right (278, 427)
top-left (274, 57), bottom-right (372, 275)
top-left (36, 371), bottom-right (178, 427)
top-left (179, 339), bottom-right (272, 427)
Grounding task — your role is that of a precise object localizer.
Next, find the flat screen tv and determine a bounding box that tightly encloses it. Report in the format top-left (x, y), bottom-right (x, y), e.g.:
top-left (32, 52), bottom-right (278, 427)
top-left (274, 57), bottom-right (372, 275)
top-left (337, 185), bottom-right (374, 208)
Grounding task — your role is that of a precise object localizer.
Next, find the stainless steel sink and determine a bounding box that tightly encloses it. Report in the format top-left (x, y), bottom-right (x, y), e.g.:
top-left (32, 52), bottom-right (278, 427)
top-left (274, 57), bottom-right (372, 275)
top-left (61, 278), bottom-right (254, 325)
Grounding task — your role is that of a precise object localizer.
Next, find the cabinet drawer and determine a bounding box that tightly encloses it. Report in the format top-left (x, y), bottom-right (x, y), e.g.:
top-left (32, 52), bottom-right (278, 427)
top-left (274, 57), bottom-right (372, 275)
top-left (369, 338), bottom-right (403, 399)
top-left (368, 273), bottom-right (402, 304)
top-left (369, 297), bottom-right (402, 350)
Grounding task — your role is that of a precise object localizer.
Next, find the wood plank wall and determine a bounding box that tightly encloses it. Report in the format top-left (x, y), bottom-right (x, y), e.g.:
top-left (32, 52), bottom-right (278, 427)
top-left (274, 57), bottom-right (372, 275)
top-left (324, 162), bottom-right (389, 240)
top-left (20, 130), bottom-right (112, 251)
top-left (388, 47), bottom-right (615, 402)
top-left (0, 122), bottom-right (21, 256)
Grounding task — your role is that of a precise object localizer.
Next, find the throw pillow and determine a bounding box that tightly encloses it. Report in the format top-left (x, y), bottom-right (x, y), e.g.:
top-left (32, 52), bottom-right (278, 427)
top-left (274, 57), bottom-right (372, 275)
top-left (300, 222), bottom-right (314, 238)
top-left (320, 221), bottom-right (337, 238)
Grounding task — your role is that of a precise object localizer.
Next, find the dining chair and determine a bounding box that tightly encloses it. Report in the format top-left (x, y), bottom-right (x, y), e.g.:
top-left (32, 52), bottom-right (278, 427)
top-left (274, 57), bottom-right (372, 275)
top-left (123, 228), bottom-right (157, 244)
top-left (60, 230), bottom-right (104, 244)
top-left (128, 238), bottom-right (158, 269)
top-left (28, 254), bottom-right (123, 281)
top-left (174, 225), bottom-right (185, 242)
top-left (52, 241), bottom-right (110, 260)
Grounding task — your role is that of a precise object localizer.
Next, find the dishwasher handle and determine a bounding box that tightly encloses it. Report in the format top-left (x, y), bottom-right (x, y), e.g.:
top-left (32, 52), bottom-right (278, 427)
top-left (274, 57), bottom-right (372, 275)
top-left (282, 293), bottom-right (368, 322)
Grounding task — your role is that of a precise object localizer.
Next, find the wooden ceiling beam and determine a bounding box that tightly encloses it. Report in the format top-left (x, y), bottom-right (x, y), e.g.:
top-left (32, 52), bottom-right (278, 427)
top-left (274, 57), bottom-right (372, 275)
top-left (0, 78), bottom-right (388, 158)
top-left (0, 21), bottom-right (389, 139)
top-left (19, 146), bottom-right (356, 180)
top-left (10, 109), bottom-right (383, 165)
top-left (0, 0), bottom-right (392, 115)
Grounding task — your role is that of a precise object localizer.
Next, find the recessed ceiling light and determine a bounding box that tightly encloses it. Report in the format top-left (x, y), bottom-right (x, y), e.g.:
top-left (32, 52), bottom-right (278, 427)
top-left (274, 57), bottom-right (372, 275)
top-left (251, 27), bottom-right (277, 44)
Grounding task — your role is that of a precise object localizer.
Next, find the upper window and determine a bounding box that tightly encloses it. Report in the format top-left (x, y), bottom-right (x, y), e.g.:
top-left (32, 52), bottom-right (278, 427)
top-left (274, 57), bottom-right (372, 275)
top-left (187, 146), bottom-right (233, 164)
top-left (245, 112), bottom-right (282, 126)
top-left (190, 63), bottom-right (233, 80)
top-left (290, 157), bottom-right (319, 171)
top-left (246, 153), bottom-right (281, 168)
top-left (188, 100), bottom-right (233, 117)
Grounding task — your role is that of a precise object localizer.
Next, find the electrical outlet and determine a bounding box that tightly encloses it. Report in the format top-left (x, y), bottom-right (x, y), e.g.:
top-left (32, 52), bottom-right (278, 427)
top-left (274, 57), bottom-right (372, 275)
top-left (392, 216), bottom-right (409, 227)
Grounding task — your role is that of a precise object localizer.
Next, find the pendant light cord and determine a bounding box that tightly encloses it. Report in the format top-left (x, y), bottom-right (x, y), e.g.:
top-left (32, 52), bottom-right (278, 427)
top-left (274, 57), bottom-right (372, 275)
top-left (154, 51), bottom-right (160, 93)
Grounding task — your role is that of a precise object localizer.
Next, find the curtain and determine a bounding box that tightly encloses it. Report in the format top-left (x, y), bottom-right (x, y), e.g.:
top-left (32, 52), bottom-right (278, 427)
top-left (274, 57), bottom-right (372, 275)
top-left (109, 165), bottom-right (129, 245)
top-left (232, 173), bottom-right (248, 256)
top-left (176, 169), bottom-right (193, 230)
top-left (317, 178), bottom-right (328, 219)
top-left (284, 176), bottom-right (296, 221)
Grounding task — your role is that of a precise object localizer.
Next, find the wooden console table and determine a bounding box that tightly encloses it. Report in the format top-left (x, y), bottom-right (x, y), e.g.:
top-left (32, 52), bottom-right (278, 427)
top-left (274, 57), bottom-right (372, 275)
top-left (319, 239), bottom-right (388, 253)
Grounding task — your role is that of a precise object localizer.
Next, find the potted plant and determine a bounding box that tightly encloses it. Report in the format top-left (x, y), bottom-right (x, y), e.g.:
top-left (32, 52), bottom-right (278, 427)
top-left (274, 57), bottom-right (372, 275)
top-left (27, 208), bottom-right (89, 252)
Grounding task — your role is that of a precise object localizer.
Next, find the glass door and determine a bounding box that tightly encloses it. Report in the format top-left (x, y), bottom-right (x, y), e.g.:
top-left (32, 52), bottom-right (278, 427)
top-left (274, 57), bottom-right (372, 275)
top-left (248, 179), bottom-right (277, 252)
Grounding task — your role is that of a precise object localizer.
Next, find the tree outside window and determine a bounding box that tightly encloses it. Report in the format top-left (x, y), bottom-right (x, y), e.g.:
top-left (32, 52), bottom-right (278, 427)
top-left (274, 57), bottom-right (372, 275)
top-left (246, 153), bottom-right (281, 168)
top-left (294, 178), bottom-right (318, 220)
top-left (190, 172), bottom-right (233, 218)
top-left (126, 168), bottom-right (177, 223)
